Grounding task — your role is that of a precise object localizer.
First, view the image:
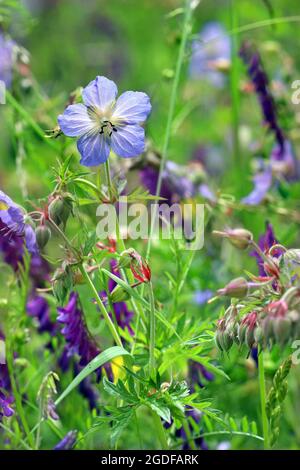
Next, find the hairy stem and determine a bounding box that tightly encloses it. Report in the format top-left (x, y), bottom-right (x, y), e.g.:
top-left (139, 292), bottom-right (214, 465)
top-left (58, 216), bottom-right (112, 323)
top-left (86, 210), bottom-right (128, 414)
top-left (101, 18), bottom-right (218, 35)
top-left (258, 348), bottom-right (270, 449)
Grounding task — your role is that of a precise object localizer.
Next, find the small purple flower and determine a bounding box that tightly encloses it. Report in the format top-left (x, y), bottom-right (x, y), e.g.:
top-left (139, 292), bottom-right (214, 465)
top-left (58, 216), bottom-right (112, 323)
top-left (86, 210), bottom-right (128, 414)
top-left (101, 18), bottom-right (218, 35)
top-left (0, 33), bottom-right (15, 88)
top-left (242, 167), bottom-right (272, 205)
top-left (189, 22), bottom-right (231, 87)
top-left (53, 430), bottom-right (77, 450)
top-left (0, 189), bottom-right (38, 255)
top-left (58, 76), bottom-right (151, 166)
top-left (57, 292), bottom-right (99, 367)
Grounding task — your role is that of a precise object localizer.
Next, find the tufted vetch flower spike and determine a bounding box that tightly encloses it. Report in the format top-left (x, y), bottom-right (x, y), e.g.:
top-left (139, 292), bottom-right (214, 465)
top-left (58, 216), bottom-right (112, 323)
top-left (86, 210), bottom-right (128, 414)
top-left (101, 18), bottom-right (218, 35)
top-left (58, 76), bottom-right (152, 166)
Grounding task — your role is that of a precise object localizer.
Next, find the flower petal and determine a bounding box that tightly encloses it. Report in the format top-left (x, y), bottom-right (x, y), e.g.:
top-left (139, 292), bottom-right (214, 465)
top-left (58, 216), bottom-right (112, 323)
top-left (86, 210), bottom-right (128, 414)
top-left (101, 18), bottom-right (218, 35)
top-left (82, 76), bottom-right (118, 111)
top-left (77, 132), bottom-right (110, 166)
top-left (242, 168), bottom-right (272, 205)
top-left (111, 124), bottom-right (145, 158)
top-left (58, 104), bottom-right (94, 137)
top-left (113, 91), bottom-right (151, 125)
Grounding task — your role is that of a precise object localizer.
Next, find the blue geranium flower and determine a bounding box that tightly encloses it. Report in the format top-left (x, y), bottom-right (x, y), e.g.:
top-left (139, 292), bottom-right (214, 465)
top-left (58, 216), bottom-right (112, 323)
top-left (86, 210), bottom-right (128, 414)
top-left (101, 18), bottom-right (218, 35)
top-left (58, 76), bottom-right (151, 166)
top-left (0, 32), bottom-right (15, 88)
top-left (0, 189), bottom-right (38, 255)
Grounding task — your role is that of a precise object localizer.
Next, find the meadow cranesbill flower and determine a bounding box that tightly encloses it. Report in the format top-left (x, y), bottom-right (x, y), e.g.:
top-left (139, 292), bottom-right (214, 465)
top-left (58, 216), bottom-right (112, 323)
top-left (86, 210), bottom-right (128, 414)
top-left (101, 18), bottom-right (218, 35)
top-left (242, 167), bottom-right (272, 206)
top-left (58, 76), bottom-right (151, 166)
top-left (189, 22), bottom-right (230, 87)
top-left (0, 33), bottom-right (15, 88)
top-left (0, 189), bottom-right (38, 256)
top-left (53, 430), bottom-right (77, 450)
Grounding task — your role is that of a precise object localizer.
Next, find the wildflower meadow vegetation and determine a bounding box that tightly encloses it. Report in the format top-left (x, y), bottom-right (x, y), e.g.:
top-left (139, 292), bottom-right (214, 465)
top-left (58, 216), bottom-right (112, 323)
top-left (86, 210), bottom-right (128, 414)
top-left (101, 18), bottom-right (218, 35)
top-left (1, 0), bottom-right (300, 455)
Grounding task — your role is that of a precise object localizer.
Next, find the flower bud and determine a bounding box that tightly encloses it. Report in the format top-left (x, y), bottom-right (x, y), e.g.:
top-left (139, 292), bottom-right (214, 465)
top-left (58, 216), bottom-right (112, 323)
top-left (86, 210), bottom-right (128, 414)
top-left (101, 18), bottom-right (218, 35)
top-left (273, 316), bottom-right (291, 346)
top-left (214, 228), bottom-right (253, 250)
top-left (118, 249), bottom-right (135, 269)
top-left (254, 325), bottom-right (264, 345)
top-left (48, 193), bottom-right (73, 227)
top-left (110, 285), bottom-right (131, 303)
top-left (217, 277), bottom-right (249, 298)
top-left (35, 225), bottom-right (51, 249)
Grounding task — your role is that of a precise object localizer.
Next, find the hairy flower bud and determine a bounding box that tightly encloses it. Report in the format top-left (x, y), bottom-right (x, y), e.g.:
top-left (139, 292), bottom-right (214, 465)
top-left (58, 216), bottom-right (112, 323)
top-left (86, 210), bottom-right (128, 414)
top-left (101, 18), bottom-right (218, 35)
top-left (48, 193), bottom-right (73, 227)
top-left (35, 225), bottom-right (51, 250)
top-left (217, 277), bottom-right (249, 298)
top-left (273, 316), bottom-right (291, 346)
top-left (213, 228), bottom-right (253, 250)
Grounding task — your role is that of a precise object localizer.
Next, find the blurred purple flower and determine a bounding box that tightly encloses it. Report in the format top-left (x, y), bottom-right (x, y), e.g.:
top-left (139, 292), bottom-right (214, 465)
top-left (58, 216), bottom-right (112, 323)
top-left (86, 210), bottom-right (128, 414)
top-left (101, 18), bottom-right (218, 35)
top-left (176, 408), bottom-right (208, 450)
top-left (58, 76), bottom-right (151, 166)
top-left (140, 161), bottom-right (195, 204)
top-left (189, 360), bottom-right (214, 390)
top-left (53, 430), bottom-right (77, 450)
top-left (240, 42), bottom-right (284, 152)
top-left (198, 184), bottom-right (217, 203)
top-left (193, 289), bottom-right (213, 305)
top-left (27, 295), bottom-right (56, 335)
top-left (0, 33), bottom-right (15, 88)
top-left (0, 189), bottom-right (38, 256)
top-left (189, 22), bottom-right (230, 87)
top-left (0, 333), bottom-right (14, 421)
top-left (242, 167), bottom-right (272, 205)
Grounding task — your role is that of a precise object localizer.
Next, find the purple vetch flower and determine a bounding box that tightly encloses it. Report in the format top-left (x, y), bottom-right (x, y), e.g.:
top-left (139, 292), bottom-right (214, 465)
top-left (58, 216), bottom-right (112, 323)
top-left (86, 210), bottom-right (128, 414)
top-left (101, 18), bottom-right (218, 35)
top-left (242, 167), bottom-right (272, 205)
top-left (189, 22), bottom-right (231, 87)
top-left (189, 360), bottom-right (214, 390)
top-left (0, 33), bottom-right (15, 88)
top-left (58, 76), bottom-right (151, 166)
top-left (240, 42), bottom-right (285, 152)
top-left (175, 408), bottom-right (208, 450)
top-left (53, 430), bottom-right (77, 450)
top-left (27, 295), bottom-right (56, 335)
top-left (0, 189), bottom-right (38, 256)
top-left (57, 292), bottom-right (99, 367)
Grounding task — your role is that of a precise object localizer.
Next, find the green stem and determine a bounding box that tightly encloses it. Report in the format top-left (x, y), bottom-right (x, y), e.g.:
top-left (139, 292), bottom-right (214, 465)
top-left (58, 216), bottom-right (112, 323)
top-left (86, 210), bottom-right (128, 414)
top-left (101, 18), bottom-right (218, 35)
top-left (78, 264), bottom-right (123, 348)
top-left (182, 420), bottom-right (196, 450)
top-left (104, 159), bottom-right (113, 201)
top-left (229, 0), bottom-right (241, 190)
top-left (146, 0), bottom-right (193, 260)
top-left (6, 345), bottom-right (35, 449)
top-left (258, 348), bottom-right (269, 449)
top-left (148, 282), bottom-right (156, 375)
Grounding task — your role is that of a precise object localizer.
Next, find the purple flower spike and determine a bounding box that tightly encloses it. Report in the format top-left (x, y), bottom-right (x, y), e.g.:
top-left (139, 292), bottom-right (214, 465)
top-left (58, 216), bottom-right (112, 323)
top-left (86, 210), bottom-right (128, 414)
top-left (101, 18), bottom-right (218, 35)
top-left (58, 76), bottom-right (151, 166)
top-left (54, 430), bottom-right (77, 450)
top-left (0, 189), bottom-right (38, 256)
top-left (57, 292), bottom-right (99, 367)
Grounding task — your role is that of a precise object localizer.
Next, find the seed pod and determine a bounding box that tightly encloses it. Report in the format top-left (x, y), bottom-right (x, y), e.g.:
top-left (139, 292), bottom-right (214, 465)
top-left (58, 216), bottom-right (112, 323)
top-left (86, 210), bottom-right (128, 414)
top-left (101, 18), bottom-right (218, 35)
top-left (273, 317), bottom-right (291, 346)
top-left (35, 225), bottom-right (51, 249)
top-left (110, 285), bottom-right (131, 303)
